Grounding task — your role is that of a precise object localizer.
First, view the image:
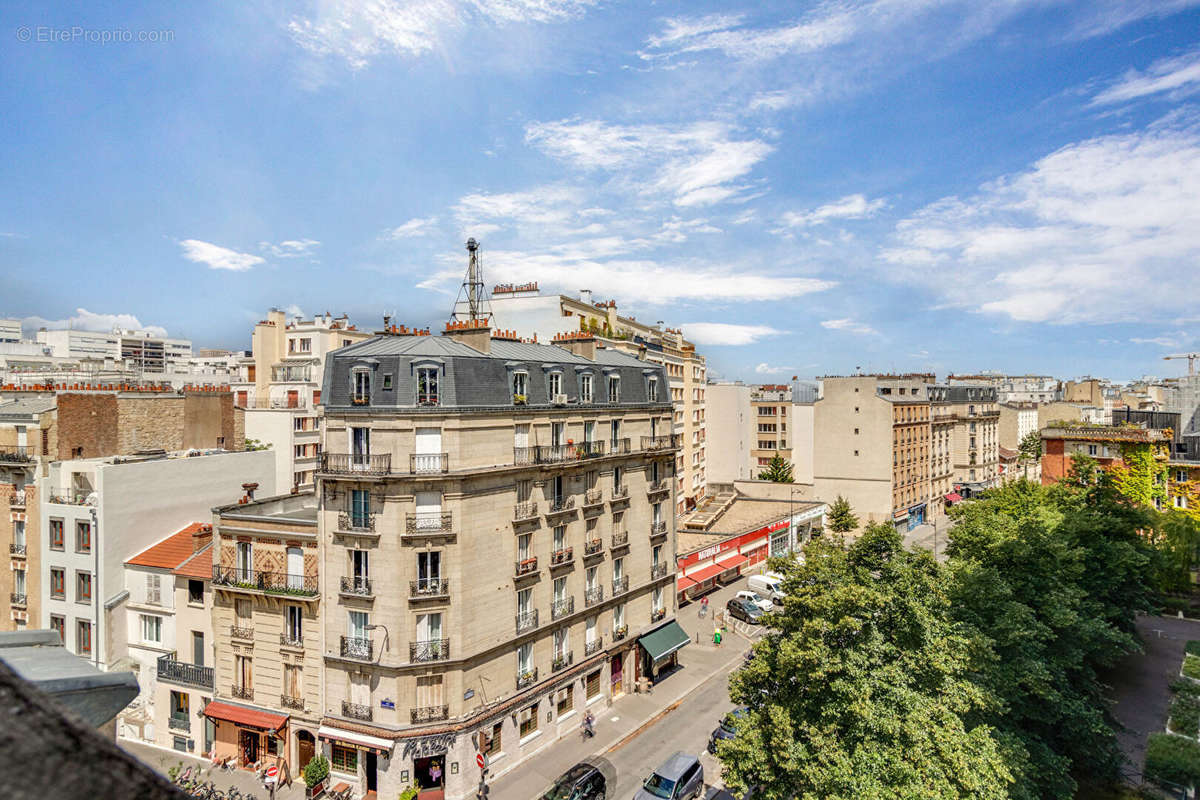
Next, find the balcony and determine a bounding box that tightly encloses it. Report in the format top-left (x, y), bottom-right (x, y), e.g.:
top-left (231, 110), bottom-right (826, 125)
top-left (342, 700), bottom-right (373, 722)
top-left (410, 578), bottom-right (450, 600)
top-left (577, 441), bottom-right (606, 459)
top-left (279, 632), bottom-right (304, 649)
top-left (583, 488), bottom-right (604, 510)
top-left (517, 668), bottom-right (539, 689)
top-left (612, 625), bottom-right (628, 641)
top-left (321, 453), bottom-right (392, 476)
top-left (647, 479), bottom-right (670, 496)
top-left (336, 512), bottom-right (377, 536)
top-left (547, 496), bottom-right (575, 516)
top-left (47, 491), bottom-right (91, 506)
top-left (651, 608), bottom-right (666, 623)
top-left (609, 438), bottom-right (632, 455)
top-left (642, 434), bottom-right (681, 451)
top-left (157, 654), bottom-right (214, 690)
top-left (550, 547), bottom-right (573, 567)
top-left (411, 705), bottom-right (450, 724)
top-left (513, 501), bottom-right (539, 522)
top-left (410, 639), bottom-right (450, 663)
top-left (9, 544), bottom-right (25, 556)
top-left (585, 636), bottom-right (604, 657)
top-left (231, 685), bottom-right (254, 701)
top-left (610, 485), bottom-right (630, 504)
top-left (7, 490), bottom-right (26, 508)
top-left (340, 636), bottom-right (373, 661)
top-left (0, 448), bottom-right (32, 464)
top-left (551, 596), bottom-right (575, 620)
top-left (650, 521), bottom-right (668, 539)
top-left (612, 576), bottom-right (629, 596)
top-left (281, 695), bottom-right (305, 711)
top-left (405, 512), bottom-right (453, 537)
top-left (230, 625), bottom-right (254, 641)
top-left (516, 609), bottom-right (539, 634)
top-left (650, 563), bottom-right (669, 580)
top-left (213, 566), bottom-right (319, 598)
top-left (583, 539), bottom-right (604, 558)
top-left (8, 592), bottom-right (25, 607)
top-left (515, 558), bottom-right (538, 579)
top-left (411, 453), bottom-right (449, 474)
top-left (611, 531), bottom-right (629, 550)
top-left (585, 586), bottom-right (604, 607)
top-left (339, 576), bottom-right (373, 598)
top-left (552, 651), bottom-right (574, 672)
top-left (168, 713), bottom-right (191, 733)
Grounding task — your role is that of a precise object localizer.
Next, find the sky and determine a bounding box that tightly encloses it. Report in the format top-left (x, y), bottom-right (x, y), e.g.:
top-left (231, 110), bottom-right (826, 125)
top-left (3, 1), bottom-right (1200, 382)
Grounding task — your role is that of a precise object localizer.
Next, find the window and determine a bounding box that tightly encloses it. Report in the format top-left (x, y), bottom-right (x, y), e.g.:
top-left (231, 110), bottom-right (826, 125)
top-left (580, 374), bottom-right (593, 403)
top-left (613, 602), bottom-right (625, 631)
top-left (607, 376), bottom-right (620, 403)
top-left (77, 571), bottom-right (92, 603)
top-left (77, 620), bottom-right (92, 655)
top-left (50, 519), bottom-right (64, 550)
top-left (648, 377), bottom-right (658, 402)
top-left (586, 669), bottom-right (601, 699)
top-left (1087, 444), bottom-right (1098, 456)
top-left (352, 367), bottom-right (371, 404)
top-left (13, 569), bottom-right (24, 597)
top-left (331, 744), bottom-right (358, 773)
top-left (548, 371), bottom-right (562, 398)
top-left (235, 654), bottom-right (253, 690)
top-left (553, 525), bottom-right (566, 552)
top-left (613, 465), bottom-right (623, 492)
top-left (50, 568), bottom-right (65, 599)
top-left (382, 373), bottom-right (393, 390)
top-left (49, 615), bottom-right (64, 641)
top-left (284, 664), bottom-right (302, 701)
top-left (417, 367), bottom-right (439, 404)
top-left (12, 520), bottom-right (24, 549)
top-left (138, 614), bottom-right (161, 644)
top-left (519, 703), bottom-right (539, 737)
top-left (553, 576), bottom-right (567, 604)
top-left (484, 721), bottom-right (503, 756)
top-left (518, 532), bottom-right (532, 562)
top-left (518, 642), bottom-right (533, 676)
top-left (512, 371), bottom-right (527, 401)
top-left (286, 605), bottom-right (303, 643)
top-left (348, 610), bottom-right (369, 640)
top-left (610, 420), bottom-right (620, 445)
top-left (146, 573), bottom-right (162, 605)
top-left (76, 521), bottom-right (91, 553)
top-left (1176, 495), bottom-right (1188, 509)
top-left (188, 579), bottom-right (204, 605)
top-left (553, 627), bottom-right (569, 658)
top-left (192, 631), bottom-right (205, 666)
top-left (556, 684), bottom-right (574, 715)
top-left (235, 598), bottom-right (252, 625)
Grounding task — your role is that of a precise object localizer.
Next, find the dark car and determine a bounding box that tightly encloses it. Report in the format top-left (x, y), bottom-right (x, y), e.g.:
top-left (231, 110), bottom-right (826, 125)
top-left (540, 762), bottom-right (607, 800)
top-left (707, 707), bottom-right (748, 753)
top-left (726, 596), bottom-right (763, 624)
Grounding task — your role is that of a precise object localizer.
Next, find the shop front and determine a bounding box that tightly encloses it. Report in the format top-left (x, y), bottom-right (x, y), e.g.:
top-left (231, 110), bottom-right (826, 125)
top-left (318, 723), bottom-right (396, 799)
top-left (202, 701), bottom-right (288, 770)
top-left (637, 620), bottom-right (690, 683)
top-left (906, 503), bottom-right (926, 530)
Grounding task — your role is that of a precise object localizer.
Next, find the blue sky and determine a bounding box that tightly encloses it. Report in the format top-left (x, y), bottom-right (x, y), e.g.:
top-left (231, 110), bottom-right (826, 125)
top-left (3, 1), bottom-right (1200, 382)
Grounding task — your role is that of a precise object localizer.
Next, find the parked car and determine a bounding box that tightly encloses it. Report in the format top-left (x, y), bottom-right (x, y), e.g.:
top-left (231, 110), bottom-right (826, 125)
top-left (541, 762), bottom-right (607, 800)
top-left (747, 573), bottom-right (785, 606)
top-left (726, 596), bottom-right (763, 624)
top-left (634, 752), bottom-right (705, 800)
top-left (707, 707), bottom-right (748, 753)
top-left (734, 590), bottom-right (773, 613)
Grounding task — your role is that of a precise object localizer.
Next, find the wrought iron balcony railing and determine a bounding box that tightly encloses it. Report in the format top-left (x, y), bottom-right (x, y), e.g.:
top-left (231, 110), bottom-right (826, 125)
top-left (157, 654), bottom-right (214, 689)
top-left (411, 705), bottom-right (450, 724)
top-left (650, 521), bottom-right (668, 538)
top-left (517, 668), bottom-right (538, 689)
top-left (212, 566), bottom-right (319, 597)
top-left (406, 512), bottom-right (453, 535)
top-left (336, 511), bottom-right (377, 533)
top-left (612, 575), bottom-right (629, 596)
top-left (515, 557), bottom-right (538, 578)
top-left (611, 485), bottom-right (629, 501)
top-left (647, 479), bottom-right (670, 494)
top-left (576, 441), bottom-right (606, 459)
top-left (411, 453), bottom-right (449, 474)
top-left (231, 684), bottom-right (254, 700)
top-left (550, 547), bottom-right (573, 566)
top-left (342, 700), bottom-right (372, 721)
top-left (585, 636), bottom-right (604, 656)
top-left (0, 448), bottom-right (32, 464)
top-left (321, 452), bottom-right (392, 475)
top-left (551, 596), bottom-right (575, 620)
top-left (410, 639), bottom-right (450, 663)
top-left (547, 496), bottom-right (575, 515)
top-left (340, 576), bottom-right (373, 597)
top-left (9, 543), bottom-right (25, 556)
top-left (583, 488), bottom-right (604, 507)
top-left (585, 586), bottom-right (604, 607)
top-left (7, 592), bottom-right (22, 607)
top-left (583, 539), bottom-right (603, 557)
top-left (279, 632), bottom-right (304, 649)
top-left (340, 635), bottom-right (372, 661)
top-left (641, 434), bottom-right (681, 451)
top-left (611, 530), bottom-right (629, 549)
top-left (552, 651), bottom-right (574, 672)
top-left (169, 713), bottom-right (191, 732)
top-left (612, 625), bottom-right (628, 641)
top-left (650, 563), bottom-right (669, 580)
top-left (516, 609), bottom-right (539, 633)
top-left (609, 438), bottom-right (632, 455)
top-left (7, 490), bottom-right (26, 507)
top-left (281, 695), bottom-right (305, 711)
top-left (410, 578), bottom-right (449, 599)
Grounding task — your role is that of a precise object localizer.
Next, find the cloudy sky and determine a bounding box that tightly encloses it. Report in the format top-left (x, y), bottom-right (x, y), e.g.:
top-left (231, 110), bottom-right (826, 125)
top-left (3, 1), bottom-right (1200, 381)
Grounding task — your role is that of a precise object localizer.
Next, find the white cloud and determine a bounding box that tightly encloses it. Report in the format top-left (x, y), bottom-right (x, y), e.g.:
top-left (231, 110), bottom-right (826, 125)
top-left (755, 362), bottom-right (796, 375)
top-left (821, 318), bottom-right (878, 336)
top-left (289, 0), bottom-right (599, 69)
top-left (383, 217), bottom-right (440, 239)
top-left (180, 239), bottom-right (265, 272)
top-left (880, 118), bottom-right (1200, 324)
top-left (454, 186), bottom-right (584, 230)
top-left (1130, 332), bottom-right (1191, 349)
top-left (1092, 48), bottom-right (1200, 106)
top-left (679, 322), bottom-right (785, 346)
top-left (642, 8), bottom-right (857, 62)
top-left (525, 120), bottom-right (773, 206)
top-left (284, 304), bottom-right (307, 319)
top-left (781, 194), bottom-right (886, 227)
top-left (22, 308), bottom-right (168, 338)
top-left (260, 238), bottom-right (321, 258)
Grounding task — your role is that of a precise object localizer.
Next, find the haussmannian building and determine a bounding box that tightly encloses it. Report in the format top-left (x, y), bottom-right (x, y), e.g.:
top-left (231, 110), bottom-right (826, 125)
top-left (313, 322), bottom-right (684, 800)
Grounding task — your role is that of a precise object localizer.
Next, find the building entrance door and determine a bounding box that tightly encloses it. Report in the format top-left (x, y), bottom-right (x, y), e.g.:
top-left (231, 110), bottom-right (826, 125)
top-left (610, 653), bottom-right (624, 696)
top-left (239, 729), bottom-right (259, 766)
top-left (365, 751), bottom-right (378, 793)
top-left (296, 731), bottom-right (315, 771)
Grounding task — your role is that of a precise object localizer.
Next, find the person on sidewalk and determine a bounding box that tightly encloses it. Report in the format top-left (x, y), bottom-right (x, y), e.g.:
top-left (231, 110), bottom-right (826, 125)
top-left (713, 624), bottom-right (722, 646)
top-left (582, 710), bottom-right (596, 739)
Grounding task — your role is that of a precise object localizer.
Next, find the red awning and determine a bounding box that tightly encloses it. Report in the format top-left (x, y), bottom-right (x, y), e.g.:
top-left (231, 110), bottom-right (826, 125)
top-left (717, 553), bottom-right (748, 571)
top-left (202, 701), bottom-right (287, 731)
top-left (944, 492), bottom-right (963, 503)
top-left (685, 562), bottom-right (727, 584)
top-left (676, 575), bottom-right (697, 592)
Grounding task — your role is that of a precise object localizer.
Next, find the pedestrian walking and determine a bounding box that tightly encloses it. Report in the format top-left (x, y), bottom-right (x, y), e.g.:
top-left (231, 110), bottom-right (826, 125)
top-left (582, 710), bottom-right (595, 740)
top-left (700, 596), bottom-right (709, 617)
top-left (713, 624), bottom-right (722, 646)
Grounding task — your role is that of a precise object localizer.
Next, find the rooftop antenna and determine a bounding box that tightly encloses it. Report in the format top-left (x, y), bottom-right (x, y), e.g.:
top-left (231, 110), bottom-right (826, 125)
top-left (451, 237), bottom-right (493, 324)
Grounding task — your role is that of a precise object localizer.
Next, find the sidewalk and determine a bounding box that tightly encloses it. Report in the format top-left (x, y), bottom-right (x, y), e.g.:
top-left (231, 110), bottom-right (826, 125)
top-left (490, 576), bottom-right (757, 800)
top-left (118, 738), bottom-right (303, 800)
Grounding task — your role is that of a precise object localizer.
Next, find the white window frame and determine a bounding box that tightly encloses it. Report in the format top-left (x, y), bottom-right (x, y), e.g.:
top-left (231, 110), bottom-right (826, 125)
top-left (141, 614), bottom-right (162, 645)
top-left (580, 374), bottom-right (593, 404)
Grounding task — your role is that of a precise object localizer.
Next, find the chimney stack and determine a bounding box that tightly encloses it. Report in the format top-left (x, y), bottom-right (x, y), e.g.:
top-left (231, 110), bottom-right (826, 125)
top-left (552, 331), bottom-right (597, 361)
top-left (192, 523), bottom-right (214, 552)
top-left (242, 482), bottom-right (259, 503)
top-left (579, 289), bottom-right (592, 305)
top-left (443, 318), bottom-right (492, 354)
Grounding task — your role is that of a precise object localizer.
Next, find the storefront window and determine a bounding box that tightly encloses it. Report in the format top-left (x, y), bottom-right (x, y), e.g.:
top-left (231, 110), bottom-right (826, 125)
top-left (331, 744), bottom-right (358, 773)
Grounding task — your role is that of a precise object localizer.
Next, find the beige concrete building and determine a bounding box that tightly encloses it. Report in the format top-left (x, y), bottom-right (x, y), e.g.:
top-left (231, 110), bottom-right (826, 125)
top-left (0, 397), bottom-right (55, 632)
top-left (750, 385), bottom-right (792, 475)
top-left (471, 287), bottom-right (707, 516)
top-left (939, 385), bottom-right (1001, 490)
top-left (704, 383), bottom-right (754, 483)
top-left (998, 403), bottom-right (1039, 452)
top-left (314, 324), bottom-right (683, 800)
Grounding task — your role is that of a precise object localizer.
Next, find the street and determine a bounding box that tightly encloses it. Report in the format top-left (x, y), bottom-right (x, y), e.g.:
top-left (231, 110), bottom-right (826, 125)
top-left (901, 518), bottom-right (952, 561)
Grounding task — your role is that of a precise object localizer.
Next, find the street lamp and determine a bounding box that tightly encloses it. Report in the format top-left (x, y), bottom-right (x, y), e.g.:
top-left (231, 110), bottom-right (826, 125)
top-left (365, 623), bottom-right (389, 664)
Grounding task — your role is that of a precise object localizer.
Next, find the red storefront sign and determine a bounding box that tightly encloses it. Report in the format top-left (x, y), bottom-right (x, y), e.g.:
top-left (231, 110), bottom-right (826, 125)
top-left (677, 517), bottom-right (789, 572)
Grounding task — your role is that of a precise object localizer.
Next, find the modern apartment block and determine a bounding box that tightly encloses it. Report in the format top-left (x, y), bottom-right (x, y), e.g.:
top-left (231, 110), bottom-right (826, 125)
top-left (206, 491), bottom-right (322, 775)
top-left (998, 403), bottom-right (1039, 451)
top-left (119, 522), bottom-right (216, 756)
top-left (314, 323), bottom-right (682, 800)
top-left (37, 328), bottom-right (193, 374)
top-left (475, 286), bottom-right (707, 516)
top-left (231, 309), bottom-right (371, 492)
top-left (749, 385), bottom-right (793, 473)
top-left (704, 383), bottom-right (754, 483)
top-left (39, 449), bottom-right (275, 666)
top-left (705, 381), bottom-right (816, 486)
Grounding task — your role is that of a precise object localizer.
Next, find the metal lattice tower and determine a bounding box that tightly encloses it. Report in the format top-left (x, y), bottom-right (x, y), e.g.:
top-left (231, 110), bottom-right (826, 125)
top-left (451, 238), bottom-right (493, 324)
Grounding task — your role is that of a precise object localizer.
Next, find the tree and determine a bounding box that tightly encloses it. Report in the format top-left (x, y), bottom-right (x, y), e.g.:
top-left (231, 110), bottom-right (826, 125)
top-left (243, 437), bottom-right (270, 451)
top-left (1149, 511), bottom-right (1200, 595)
top-left (826, 495), bottom-right (859, 534)
top-left (718, 525), bottom-right (1011, 800)
top-left (757, 454), bottom-right (794, 483)
top-left (1018, 430), bottom-right (1041, 463)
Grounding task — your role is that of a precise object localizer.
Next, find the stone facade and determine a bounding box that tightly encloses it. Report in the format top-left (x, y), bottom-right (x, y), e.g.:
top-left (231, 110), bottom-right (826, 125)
top-left (0, 481), bottom-right (38, 631)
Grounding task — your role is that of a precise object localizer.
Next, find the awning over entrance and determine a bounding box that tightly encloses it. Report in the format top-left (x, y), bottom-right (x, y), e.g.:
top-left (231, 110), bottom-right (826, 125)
top-left (638, 620), bottom-right (690, 665)
top-left (717, 553), bottom-right (747, 571)
top-left (944, 492), bottom-right (963, 503)
top-left (676, 575), bottom-right (696, 592)
top-left (685, 562), bottom-right (726, 584)
top-left (202, 701), bottom-right (287, 732)
top-left (317, 724), bottom-right (395, 754)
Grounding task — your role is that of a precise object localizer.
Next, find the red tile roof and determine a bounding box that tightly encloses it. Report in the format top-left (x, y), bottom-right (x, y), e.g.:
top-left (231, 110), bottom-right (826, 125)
top-left (202, 701), bottom-right (287, 731)
top-left (173, 544), bottom-right (213, 580)
top-left (125, 523), bottom-right (207, 570)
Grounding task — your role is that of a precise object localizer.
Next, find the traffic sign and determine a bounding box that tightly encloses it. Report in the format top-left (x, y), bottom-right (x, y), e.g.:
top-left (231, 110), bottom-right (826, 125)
top-left (476, 752), bottom-right (487, 769)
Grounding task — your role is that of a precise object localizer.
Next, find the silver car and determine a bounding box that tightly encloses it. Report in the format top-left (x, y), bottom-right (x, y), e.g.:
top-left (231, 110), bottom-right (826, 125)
top-left (634, 752), bottom-right (704, 800)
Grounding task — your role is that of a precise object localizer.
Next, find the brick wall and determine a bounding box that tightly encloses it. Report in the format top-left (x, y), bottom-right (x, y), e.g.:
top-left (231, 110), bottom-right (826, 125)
top-left (116, 396), bottom-right (186, 453)
top-left (57, 393), bottom-right (119, 459)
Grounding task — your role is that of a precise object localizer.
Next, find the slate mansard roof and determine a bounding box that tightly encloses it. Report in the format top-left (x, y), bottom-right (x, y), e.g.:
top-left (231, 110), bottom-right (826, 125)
top-left (322, 334), bottom-right (673, 412)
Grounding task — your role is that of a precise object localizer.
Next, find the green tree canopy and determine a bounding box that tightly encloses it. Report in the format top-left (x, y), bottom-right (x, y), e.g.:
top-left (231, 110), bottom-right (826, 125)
top-left (826, 495), bottom-right (859, 533)
top-left (719, 524), bottom-right (1011, 800)
top-left (1017, 430), bottom-right (1042, 463)
top-left (758, 454), bottom-right (794, 483)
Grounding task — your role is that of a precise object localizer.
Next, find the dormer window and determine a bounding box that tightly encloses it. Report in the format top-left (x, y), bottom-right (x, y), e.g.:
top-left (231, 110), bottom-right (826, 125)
top-left (648, 376), bottom-right (659, 403)
top-left (608, 376), bottom-right (620, 403)
top-left (512, 371), bottom-right (528, 405)
top-left (417, 367), bottom-right (439, 405)
top-left (548, 372), bottom-right (563, 399)
top-left (352, 368), bottom-right (371, 405)
top-left (580, 374), bottom-right (593, 404)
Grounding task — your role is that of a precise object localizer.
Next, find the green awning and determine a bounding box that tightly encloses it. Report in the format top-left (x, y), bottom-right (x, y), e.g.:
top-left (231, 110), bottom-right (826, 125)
top-left (638, 620), bottom-right (690, 664)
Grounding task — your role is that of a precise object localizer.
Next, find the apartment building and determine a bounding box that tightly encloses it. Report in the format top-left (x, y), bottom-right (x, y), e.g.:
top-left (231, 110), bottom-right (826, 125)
top-left (206, 491), bottom-right (322, 775)
top-left (1040, 426), bottom-right (1169, 487)
top-left (39, 449), bottom-right (275, 667)
top-left (706, 381), bottom-right (816, 486)
top-left (996, 375), bottom-right (1059, 405)
top-left (231, 309), bottom-right (371, 492)
top-left (315, 323), bottom-right (683, 800)
top-left (705, 383), bottom-right (754, 483)
top-left (750, 385), bottom-right (792, 474)
top-left (119, 522), bottom-right (216, 756)
top-left (474, 286), bottom-right (707, 516)
top-left (998, 403), bottom-right (1039, 451)
top-left (37, 328), bottom-right (193, 374)
top-left (939, 385), bottom-right (1001, 490)
top-left (0, 397), bottom-right (55, 632)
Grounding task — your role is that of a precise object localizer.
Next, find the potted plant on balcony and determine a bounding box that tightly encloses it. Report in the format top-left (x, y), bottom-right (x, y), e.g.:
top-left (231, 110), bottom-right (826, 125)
top-left (303, 754), bottom-right (329, 799)
top-left (513, 394), bottom-right (527, 405)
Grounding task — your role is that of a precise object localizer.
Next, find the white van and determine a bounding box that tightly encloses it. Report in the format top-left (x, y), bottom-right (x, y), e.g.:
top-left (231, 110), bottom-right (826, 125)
top-left (747, 572), bottom-right (785, 606)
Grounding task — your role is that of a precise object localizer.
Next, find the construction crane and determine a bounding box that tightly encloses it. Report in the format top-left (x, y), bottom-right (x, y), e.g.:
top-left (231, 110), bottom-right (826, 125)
top-left (1164, 353), bottom-right (1200, 375)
